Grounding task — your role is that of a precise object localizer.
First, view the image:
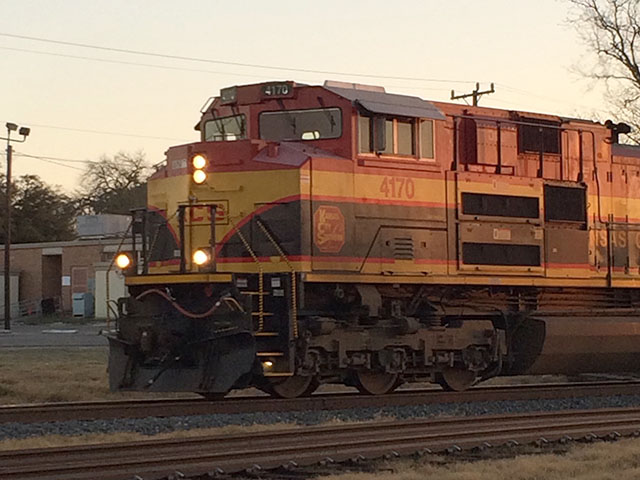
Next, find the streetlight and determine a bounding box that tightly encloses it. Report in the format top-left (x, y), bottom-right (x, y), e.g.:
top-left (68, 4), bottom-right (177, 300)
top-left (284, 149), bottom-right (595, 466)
top-left (0, 122), bottom-right (30, 330)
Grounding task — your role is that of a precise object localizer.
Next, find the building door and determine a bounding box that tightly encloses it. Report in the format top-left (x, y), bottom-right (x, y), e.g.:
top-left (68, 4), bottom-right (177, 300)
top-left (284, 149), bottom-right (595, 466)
top-left (71, 266), bottom-right (88, 294)
top-left (41, 255), bottom-right (62, 299)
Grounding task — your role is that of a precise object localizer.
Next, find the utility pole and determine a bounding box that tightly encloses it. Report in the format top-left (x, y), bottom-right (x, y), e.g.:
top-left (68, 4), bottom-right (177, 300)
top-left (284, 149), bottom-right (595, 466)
top-left (1, 123), bottom-right (30, 330)
top-left (451, 82), bottom-right (495, 106)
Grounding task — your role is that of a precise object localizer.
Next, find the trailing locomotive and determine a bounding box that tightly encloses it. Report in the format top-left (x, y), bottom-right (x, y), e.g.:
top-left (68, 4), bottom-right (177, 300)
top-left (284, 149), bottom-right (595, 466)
top-left (108, 80), bottom-right (640, 398)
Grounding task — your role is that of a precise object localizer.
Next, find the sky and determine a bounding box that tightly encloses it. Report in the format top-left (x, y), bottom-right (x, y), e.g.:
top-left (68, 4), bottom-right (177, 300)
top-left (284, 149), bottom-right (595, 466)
top-left (0, 0), bottom-right (612, 193)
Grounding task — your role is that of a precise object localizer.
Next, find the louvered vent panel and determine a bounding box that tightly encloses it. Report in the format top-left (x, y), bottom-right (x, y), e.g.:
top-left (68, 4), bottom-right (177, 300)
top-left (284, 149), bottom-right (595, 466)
top-left (393, 237), bottom-right (414, 260)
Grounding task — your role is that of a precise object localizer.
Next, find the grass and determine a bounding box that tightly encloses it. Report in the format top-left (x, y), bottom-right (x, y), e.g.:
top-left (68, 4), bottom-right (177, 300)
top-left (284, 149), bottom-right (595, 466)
top-left (317, 439), bottom-right (640, 480)
top-left (0, 345), bottom-right (597, 406)
top-left (0, 347), bottom-right (194, 405)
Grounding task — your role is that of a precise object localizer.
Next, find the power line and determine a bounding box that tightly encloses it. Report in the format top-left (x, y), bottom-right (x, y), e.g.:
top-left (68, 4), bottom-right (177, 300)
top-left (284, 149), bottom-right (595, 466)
top-left (495, 83), bottom-right (604, 112)
top-left (0, 46), bottom-right (453, 94)
top-left (1, 46), bottom-right (453, 96)
top-left (14, 152), bottom-right (97, 164)
top-left (0, 46), bottom-right (272, 79)
top-left (13, 152), bottom-right (86, 171)
top-left (0, 31), bottom-right (477, 84)
top-left (19, 123), bottom-right (191, 142)
top-left (2, 41), bottom-right (604, 114)
top-left (37, 158), bottom-right (85, 171)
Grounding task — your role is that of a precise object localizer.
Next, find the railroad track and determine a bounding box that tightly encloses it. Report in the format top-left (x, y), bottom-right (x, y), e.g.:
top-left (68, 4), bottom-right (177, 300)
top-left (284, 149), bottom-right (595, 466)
top-left (2, 406), bottom-right (640, 480)
top-left (2, 380), bottom-right (640, 424)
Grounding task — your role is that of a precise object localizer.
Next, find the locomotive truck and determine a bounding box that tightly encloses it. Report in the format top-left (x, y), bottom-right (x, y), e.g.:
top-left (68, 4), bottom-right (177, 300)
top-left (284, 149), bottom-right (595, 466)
top-left (108, 80), bottom-right (640, 398)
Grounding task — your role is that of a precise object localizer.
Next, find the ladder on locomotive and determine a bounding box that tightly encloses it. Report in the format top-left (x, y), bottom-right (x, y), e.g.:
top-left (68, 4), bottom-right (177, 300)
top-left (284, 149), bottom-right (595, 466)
top-left (230, 216), bottom-right (297, 376)
top-left (239, 274), bottom-right (295, 376)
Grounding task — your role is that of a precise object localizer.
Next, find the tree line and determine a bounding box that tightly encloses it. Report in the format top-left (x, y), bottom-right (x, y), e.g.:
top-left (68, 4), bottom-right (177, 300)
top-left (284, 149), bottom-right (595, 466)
top-left (0, 151), bottom-right (148, 243)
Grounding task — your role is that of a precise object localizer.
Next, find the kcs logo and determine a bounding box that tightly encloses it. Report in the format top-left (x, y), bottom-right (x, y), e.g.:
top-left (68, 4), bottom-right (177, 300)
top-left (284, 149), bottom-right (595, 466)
top-left (313, 205), bottom-right (345, 253)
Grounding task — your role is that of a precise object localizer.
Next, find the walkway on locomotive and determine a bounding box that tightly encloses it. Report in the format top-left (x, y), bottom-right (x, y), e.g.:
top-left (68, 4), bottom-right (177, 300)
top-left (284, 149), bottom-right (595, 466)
top-left (132, 80), bottom-right (640, 289)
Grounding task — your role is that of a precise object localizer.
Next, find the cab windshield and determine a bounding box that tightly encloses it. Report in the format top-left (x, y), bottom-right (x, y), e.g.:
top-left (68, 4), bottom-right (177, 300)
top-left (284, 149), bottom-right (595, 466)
top-left (259, 108), bottom-right (342, 141)
top-left (204, 114), bottom-right (246, 141)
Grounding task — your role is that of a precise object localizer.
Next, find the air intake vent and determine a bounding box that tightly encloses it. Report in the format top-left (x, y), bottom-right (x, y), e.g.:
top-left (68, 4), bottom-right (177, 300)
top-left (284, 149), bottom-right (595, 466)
top-left (462, 242), bottom-right (540, 266)
top-left (393, 237), bottom-right (414, 260)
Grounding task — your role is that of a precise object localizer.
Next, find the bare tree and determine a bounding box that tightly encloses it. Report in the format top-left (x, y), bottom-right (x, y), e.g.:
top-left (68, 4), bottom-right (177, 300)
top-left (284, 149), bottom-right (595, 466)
top-left (76, 151), bottom-right (150, 215)
top-left (568, 0), bottom-right (640, 142)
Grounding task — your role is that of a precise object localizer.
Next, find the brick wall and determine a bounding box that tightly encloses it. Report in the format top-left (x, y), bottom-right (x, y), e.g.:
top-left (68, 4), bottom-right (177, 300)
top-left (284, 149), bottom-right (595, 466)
top-left (0, 239), bottom-right (125, 313)
top-left (9, 247), bottom-right (43, 307)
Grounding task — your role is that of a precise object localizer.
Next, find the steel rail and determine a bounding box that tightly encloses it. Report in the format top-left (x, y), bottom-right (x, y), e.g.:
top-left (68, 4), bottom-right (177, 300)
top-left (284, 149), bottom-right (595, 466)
top-left (2, 407), bottom-right (640, 480)
top-left (2, 380), bottom-right (640, 424)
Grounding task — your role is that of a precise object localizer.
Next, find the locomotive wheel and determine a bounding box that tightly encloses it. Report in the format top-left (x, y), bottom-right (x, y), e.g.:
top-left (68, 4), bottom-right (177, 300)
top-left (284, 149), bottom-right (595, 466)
top-left (437, 367), bottom-right (477, 392)
top-left (354, 371), bottom-right (401, 395)
top-left (264, 375), bottom-right (319, 399)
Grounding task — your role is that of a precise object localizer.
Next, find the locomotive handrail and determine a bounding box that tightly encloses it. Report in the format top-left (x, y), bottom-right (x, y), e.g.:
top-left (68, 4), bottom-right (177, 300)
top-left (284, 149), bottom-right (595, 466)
top-left (446, 112), bottom-right (640, 282)
top-left (448, 113), bottom-right (598, 185)
top-left (227, 216), bottom-right (265, 331)
top-left (145, 207), bottom-right (179, 274)
top-left (255, 218), bottom-right (299, 339)
top-left (175, 202), bottom-right (219, 273)
top-left (106, 218), bottom-right (134, 331)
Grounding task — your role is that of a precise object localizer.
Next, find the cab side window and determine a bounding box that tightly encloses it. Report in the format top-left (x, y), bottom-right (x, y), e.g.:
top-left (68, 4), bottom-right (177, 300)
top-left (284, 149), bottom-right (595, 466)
top-left (358, 114), bottom-right (433, 160)
top-left (420, 119), bottom-right (434, 159)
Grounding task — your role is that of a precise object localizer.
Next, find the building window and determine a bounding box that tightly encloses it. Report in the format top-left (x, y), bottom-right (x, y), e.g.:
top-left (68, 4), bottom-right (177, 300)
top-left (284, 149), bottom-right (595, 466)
top-left (518, 121), bottom-right (561, 154)
top-left (359, 114), bottom-right (433, 158)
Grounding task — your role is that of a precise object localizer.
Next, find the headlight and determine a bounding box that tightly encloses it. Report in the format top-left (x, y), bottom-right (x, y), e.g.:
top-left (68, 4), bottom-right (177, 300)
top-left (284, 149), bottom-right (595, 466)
top-left (192, 154), bottom-right (207, 169)
top-left (193, 169), bottom-right (207, 184)
top-left (115, 253), bottom-right (131, 269)
top-left (192, 249), bottom-right (210, 266)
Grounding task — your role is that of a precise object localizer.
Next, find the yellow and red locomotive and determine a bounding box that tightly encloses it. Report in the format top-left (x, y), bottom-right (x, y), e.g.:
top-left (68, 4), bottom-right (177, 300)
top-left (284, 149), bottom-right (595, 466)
top-left (109, 80), bottom-right (640, 398)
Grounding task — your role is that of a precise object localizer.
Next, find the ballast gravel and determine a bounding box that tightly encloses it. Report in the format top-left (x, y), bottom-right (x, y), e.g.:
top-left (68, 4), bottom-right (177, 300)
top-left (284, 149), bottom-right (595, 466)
top-left (3, 394), bottom-right (640, 441)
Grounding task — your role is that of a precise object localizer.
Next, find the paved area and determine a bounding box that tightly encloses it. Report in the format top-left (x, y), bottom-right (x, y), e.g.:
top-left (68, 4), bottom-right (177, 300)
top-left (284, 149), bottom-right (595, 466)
top-left (0, 321), bottom-right (110, 348)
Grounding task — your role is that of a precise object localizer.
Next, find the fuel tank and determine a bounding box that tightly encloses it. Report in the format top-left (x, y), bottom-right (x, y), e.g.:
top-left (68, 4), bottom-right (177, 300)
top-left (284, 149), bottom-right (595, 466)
top-left (506, 315), bottom-right (640, 375)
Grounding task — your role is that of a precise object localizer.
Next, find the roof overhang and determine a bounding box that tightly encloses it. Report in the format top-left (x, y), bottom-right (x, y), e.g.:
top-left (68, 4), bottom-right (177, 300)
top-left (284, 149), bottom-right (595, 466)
top-left (325, 85), bottom-right (445, 120)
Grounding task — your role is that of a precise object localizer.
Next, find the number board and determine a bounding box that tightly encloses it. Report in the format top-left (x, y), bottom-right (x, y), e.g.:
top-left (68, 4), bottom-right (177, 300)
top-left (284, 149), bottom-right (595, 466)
top-left (261, 82), bottom-right (294, 99)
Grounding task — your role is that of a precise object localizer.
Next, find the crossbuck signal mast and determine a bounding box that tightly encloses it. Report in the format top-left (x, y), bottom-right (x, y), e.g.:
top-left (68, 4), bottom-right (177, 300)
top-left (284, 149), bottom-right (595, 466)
top-left (451, 82), bottom-right (495, 106)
